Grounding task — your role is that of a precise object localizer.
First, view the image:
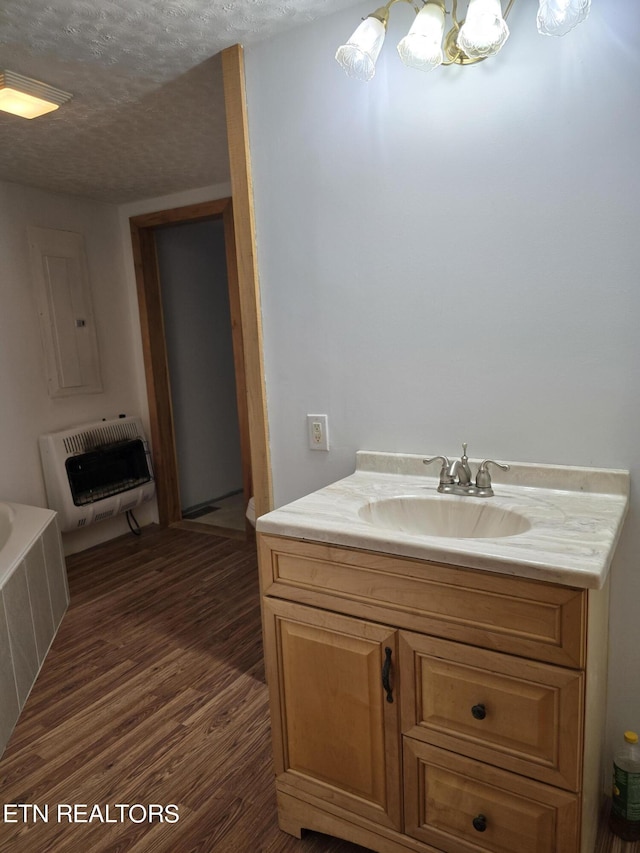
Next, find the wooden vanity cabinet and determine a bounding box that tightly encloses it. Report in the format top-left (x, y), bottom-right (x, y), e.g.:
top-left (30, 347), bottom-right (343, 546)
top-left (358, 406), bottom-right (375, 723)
top-left (258, 534), bottom-right (609, 853)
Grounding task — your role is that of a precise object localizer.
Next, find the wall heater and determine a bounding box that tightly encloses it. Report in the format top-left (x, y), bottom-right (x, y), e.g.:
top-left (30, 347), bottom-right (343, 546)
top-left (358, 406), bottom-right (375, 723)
top-left (39, 416), bottom-right (155, 532)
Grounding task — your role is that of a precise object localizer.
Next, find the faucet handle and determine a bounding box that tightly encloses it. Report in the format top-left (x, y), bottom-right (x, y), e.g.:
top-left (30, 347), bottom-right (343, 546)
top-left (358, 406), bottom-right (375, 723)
top-left (423, 455), bottom-right (454, 485)
top-left (476, 459), bottom-right (510, 489)
top-left (458, 442), bottom-right (472, 485)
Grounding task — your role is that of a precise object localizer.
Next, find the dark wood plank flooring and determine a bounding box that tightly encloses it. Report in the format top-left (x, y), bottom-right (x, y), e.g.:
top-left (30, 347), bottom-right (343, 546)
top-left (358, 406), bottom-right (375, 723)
top-left (0, 525), bottom-right (635, 852)
top-left (0, 526), bottom-right (367, 853)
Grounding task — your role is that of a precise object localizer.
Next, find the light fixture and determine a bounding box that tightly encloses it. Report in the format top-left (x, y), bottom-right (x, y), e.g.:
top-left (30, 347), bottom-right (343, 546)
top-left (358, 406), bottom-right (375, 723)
top-left (335, 9), bottom-right (390, 81)
top-left (457, 0), bottom-right (510, 59)
top-left (397, 1), bottom-right (446, 72)
top-left (537, 0), bottom-right (591, 36)
top-left (0, 70), bottom-right (73, 119)
top-left (336, 0), bottom-right (591, 81)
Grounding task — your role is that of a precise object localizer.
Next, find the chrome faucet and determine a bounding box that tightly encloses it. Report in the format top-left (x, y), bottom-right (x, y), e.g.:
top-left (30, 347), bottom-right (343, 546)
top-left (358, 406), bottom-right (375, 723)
top-left (423, 443), bottom-right (510, 498)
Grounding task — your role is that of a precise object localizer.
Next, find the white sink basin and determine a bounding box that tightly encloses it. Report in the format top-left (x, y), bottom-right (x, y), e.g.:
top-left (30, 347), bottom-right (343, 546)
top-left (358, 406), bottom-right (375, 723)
top-left (359, 495), bottom-right (532, 539)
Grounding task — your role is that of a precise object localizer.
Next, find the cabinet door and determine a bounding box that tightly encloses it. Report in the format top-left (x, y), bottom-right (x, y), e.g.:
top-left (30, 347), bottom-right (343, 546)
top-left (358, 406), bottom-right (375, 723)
top-left (263, 598), bottom-right (402, 830)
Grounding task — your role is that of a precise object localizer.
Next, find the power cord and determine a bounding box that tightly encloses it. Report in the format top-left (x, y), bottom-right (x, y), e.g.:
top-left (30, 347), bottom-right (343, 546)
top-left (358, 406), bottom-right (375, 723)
top-left (126, 510), bottom-right (141, 536)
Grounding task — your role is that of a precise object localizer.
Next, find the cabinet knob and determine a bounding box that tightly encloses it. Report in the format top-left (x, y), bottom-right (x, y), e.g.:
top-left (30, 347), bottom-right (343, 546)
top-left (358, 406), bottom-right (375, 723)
top-left (472, 814), bottom-right (487, 832)
top-left (471, 703), bottom-right (486, 720)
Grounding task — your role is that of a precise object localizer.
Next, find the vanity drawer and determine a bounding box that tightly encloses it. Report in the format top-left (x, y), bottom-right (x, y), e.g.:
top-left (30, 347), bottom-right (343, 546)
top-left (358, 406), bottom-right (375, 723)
top-left (403, 740), bottom-right (580, 853)
top-left (258, 535), bottom-right (586, 667)
top-left (399, 633), bottom-right (583, 791)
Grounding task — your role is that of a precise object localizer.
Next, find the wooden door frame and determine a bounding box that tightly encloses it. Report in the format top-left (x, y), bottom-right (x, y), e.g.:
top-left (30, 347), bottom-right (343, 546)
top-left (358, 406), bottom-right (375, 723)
top-left (129, 44), bottom-right (272, 526)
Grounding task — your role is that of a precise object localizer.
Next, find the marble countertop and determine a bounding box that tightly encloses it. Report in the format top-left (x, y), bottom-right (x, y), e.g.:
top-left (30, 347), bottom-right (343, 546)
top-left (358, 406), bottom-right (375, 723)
top-left (256, 451), bottom-right (630, 590)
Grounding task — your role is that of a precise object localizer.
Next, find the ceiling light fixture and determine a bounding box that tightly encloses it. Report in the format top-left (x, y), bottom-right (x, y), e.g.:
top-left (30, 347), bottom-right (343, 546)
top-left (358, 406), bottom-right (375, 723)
top-left (0, 70), bottom-right (73, 119)
top-left (336, 0), bottom-right (590, 81)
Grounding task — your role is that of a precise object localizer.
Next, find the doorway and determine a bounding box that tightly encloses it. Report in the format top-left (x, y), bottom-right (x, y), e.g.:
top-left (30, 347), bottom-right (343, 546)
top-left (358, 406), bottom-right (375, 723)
top-left (130, 198), bottom-right (252, 531)
top-left (155, 216), bottom-right (245, 532)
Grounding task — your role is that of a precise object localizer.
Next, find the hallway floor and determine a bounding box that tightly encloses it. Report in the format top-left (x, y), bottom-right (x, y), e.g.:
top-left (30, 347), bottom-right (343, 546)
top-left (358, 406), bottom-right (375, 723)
top-left (0, 526), bottom-right (635, 852)
top-left (182, 491), bottom-right (248, 535)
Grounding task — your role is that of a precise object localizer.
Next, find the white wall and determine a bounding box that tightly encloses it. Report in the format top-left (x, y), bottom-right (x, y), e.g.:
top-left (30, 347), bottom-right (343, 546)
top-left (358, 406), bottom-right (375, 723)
top-left (0, 180), bottom-right (152, 553)
top-left (244, 1), bottom-right (640, 765)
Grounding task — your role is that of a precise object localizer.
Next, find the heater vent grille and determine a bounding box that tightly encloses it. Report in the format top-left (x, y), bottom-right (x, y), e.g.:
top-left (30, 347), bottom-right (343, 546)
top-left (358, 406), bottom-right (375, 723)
top-left (62, 420), bottom-right (142, 455)
top-left (95, 509), bottom-right (114, 522)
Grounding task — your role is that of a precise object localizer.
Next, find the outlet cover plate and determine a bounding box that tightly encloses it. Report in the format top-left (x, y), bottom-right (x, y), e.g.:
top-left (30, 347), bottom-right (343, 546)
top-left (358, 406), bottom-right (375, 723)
top-left (307, 414), bottom-right (329, 451)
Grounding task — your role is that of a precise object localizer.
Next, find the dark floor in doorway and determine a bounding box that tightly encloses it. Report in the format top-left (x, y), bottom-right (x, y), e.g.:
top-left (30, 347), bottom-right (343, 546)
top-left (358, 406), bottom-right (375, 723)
top-left (182, 504), bottom-right (219, 520)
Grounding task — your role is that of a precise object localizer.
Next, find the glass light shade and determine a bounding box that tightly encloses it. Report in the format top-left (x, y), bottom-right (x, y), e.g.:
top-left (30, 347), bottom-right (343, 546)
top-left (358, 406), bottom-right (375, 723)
top-left (397, 3), bottom-right (445, 72)
top-left (0, 89), bottom-right (60, 119)
top-left (0, 70), bottom-right (72, 119)
top-left (457, 0), bottom-right (509, 59)
top-left (335, 17), bottom-right (387, 82)
top-left (537, 0), bottom-right (591, 36)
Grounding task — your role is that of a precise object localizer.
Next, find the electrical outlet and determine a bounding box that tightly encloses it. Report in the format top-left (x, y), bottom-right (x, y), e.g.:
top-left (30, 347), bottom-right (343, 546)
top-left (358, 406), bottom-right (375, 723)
top-left (307, 414), bottom-right (329, 451)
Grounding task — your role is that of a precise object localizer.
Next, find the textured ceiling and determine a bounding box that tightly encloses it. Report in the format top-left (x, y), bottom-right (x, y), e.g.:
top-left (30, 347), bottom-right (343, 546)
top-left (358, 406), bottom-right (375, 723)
top-left (0, 0), bottom-right (359, 203)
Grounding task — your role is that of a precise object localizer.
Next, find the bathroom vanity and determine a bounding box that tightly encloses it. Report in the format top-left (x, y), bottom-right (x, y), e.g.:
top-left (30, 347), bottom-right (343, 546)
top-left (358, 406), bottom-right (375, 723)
top-left (256, 451), bottom-right (629, 853)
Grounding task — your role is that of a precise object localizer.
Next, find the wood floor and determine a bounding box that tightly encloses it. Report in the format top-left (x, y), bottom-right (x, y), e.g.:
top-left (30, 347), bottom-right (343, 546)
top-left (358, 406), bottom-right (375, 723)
top-left (0, 525), bottom-right (635, 853)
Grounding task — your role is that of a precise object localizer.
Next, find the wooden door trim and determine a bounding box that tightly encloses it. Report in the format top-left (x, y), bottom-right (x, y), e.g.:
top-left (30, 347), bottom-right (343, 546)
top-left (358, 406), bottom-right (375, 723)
top-left (130, 217), bottom-right (180, 525)
top-left (221, 44), bottom-right (273, 521)
top-left (223, 203), bottom-right (253, 508)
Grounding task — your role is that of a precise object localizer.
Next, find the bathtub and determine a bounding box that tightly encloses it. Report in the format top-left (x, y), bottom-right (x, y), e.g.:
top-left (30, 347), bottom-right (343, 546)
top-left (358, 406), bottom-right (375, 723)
top-left (0, 502), bottom-right (69, 756)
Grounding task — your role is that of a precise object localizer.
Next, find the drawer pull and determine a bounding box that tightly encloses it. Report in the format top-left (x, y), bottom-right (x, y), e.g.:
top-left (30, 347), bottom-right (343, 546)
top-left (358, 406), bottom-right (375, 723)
top-left (382, 647), bottom-right (394, 703)
top-left (471, 703), bottom-right (486, 720)
top-left (472, 814), bottom-right (487, 832)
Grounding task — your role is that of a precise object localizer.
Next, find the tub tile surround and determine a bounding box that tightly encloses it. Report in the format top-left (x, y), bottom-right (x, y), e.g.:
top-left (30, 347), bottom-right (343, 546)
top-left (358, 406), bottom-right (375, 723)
top-left (257, 451), bottom-right (630, 589)
top-left (41, 519), bottom-right (70, 629)
top-left (3, 562), bottom-right (40, 707)
top-left (24, 544), bottom-right (57, 666)
top-left (0, 504), bottom-right (69, 755)
top-left (0, 602), bottom-right (19, 753)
